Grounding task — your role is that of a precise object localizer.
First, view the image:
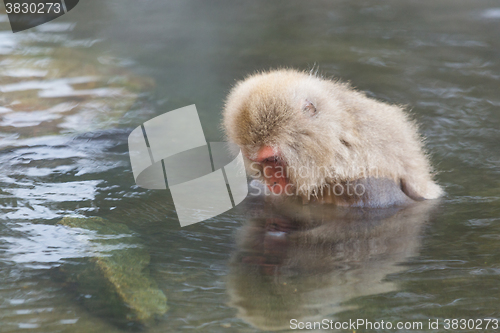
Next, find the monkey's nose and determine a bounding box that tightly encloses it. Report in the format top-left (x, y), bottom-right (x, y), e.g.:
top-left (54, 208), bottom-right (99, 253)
top-left (252, 146), bottom-right (278, 163)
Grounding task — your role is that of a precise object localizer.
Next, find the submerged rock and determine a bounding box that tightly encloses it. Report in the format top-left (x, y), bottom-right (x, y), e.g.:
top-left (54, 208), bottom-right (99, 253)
top-left (57, 216), bottom-right (167, 326)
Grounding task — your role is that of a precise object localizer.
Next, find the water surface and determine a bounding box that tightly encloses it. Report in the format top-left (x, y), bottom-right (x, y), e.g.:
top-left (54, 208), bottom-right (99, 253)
top-left (1, 1), bottom-right (499, 332)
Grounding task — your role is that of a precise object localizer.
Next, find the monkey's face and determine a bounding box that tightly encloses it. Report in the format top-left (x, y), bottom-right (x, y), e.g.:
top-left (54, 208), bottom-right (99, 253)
top-left (223, 72), bottom-right (344, 197)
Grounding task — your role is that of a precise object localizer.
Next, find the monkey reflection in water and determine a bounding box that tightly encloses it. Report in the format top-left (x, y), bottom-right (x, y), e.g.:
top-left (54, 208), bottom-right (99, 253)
top-left (226, 196), bottom-right (437, 331)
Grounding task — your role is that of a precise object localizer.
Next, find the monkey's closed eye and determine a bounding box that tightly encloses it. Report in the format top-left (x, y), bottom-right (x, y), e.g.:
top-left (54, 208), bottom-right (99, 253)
top-left (303, 99), bottom-right (317, 116)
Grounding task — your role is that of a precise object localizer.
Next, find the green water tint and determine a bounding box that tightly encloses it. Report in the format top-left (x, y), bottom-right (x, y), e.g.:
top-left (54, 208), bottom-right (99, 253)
top-left (0, 0), bottom-right (500, 332)
top-left (57, 217), bottom-right (167, 326)
top-left (0, 39), bottom-right (153, 142)
top-left (226, 198), bottom-right (436, 331)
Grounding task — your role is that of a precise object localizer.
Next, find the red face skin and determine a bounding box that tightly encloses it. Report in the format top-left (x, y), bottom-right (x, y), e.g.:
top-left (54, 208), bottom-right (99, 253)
top-left (247, 146), bottom-right (289, 194)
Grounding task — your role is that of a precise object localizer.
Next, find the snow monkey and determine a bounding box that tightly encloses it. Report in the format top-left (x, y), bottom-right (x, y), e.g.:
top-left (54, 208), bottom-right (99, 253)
top-left (222, 69), bottom-right (442, 207)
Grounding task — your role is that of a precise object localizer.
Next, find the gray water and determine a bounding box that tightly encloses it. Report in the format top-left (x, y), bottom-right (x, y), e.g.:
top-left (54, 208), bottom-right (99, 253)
top-left (1, 0), bottom-right (500, 332)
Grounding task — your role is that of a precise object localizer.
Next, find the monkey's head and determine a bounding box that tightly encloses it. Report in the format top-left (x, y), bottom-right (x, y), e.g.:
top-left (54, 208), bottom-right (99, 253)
top-left (223, 69), bottom-right (356, 198)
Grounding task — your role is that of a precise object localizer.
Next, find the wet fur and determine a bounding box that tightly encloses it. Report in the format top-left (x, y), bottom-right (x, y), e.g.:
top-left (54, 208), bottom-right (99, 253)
top-left (222, 69), bottom-right (443, 206)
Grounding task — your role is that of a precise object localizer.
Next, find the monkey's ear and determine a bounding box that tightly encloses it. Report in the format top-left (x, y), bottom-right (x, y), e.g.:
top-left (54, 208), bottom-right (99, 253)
top-left (302, 99), bottom-right (317, 116)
